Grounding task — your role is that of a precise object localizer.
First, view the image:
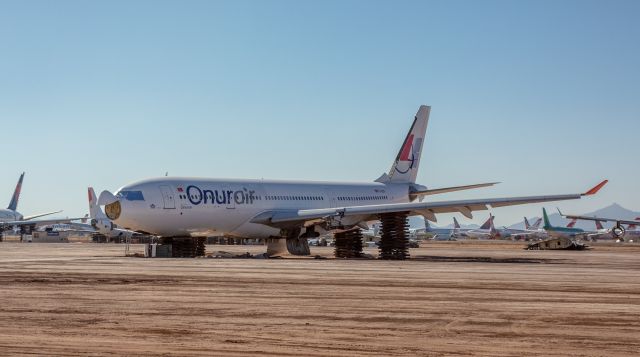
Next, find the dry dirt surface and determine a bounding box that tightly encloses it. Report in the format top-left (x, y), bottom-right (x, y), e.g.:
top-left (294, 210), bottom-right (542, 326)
top-left (0, 241), bottom-right (639, 356)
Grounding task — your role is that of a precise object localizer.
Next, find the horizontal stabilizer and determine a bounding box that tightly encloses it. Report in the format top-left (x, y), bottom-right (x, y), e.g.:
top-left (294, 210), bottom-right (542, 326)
top-left (410, 182), bottom-right (498, 200)
top-left (23, 210), bottom-right (63, 221)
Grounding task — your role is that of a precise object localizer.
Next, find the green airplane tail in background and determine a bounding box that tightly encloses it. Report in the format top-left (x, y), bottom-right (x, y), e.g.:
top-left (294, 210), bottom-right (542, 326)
top-left (542, 207), bottom-right (552, 229)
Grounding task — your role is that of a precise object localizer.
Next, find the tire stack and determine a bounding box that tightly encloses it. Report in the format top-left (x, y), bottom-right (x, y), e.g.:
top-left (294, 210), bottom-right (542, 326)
top-left (334, 228), bottom-right (364, 258)
top-left (378, 212), bottom-right (410, 260)
top-left (195, 237), bottom-right (206, 257)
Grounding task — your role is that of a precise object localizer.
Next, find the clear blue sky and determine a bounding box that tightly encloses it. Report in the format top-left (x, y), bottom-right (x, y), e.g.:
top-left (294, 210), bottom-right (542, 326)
top-left (1, 0), bottom-right (638, 226)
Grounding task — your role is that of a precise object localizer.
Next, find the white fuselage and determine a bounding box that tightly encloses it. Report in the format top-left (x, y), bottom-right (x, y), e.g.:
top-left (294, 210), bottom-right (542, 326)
top-left (0, 209), bottom-right (22, 223)
top-left (111, 177), bottom-right (410, 238)
top-left (461, 229), bottom-right (496, 239)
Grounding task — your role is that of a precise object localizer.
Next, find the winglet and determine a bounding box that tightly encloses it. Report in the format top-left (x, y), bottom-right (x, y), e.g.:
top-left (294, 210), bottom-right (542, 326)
top-left (556, 207), bottom-right (565, 216)
top-left (583, 180), bottom-right (608, 196)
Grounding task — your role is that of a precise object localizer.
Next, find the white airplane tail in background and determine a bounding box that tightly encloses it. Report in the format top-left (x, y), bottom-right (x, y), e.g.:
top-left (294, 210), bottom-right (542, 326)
top-left (88, 187), bottom-right (108, 220)
top-left (479, 215), bottom-right (494, 230)
top-left (489, 215), bottom-right (500, 238)
top-left (377, 105), bottom-right (430, 184)
top-left (453, 217), bottom-right (461, 229)
top-left (531, 218), bottom-right (542, 229)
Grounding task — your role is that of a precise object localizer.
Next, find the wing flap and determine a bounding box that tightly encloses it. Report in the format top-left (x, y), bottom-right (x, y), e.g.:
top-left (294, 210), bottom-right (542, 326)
top-left (252, 193), bottom-right (586, 228)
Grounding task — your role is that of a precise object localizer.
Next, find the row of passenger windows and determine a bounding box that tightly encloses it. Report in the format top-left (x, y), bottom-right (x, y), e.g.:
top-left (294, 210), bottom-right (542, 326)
top-left (175, 193), bottom-right (384, 202)
top-left (179, 194), bottom-right (265, 201)
top-left (338, 195), bottom-right (387, 201)
top-left (266, 195), bottom-right (324, 201)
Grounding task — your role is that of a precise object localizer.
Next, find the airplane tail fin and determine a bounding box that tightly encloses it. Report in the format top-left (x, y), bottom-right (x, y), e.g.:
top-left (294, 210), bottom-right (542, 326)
top-left (595, 220), bottom-right (604, 230)
top-left (376, 105), bottom-right (430, 184)
top-left (88, 187), bottom-right (108, 220)
top-left (453, 217), bottom-right (461, 229)
top-left (424, 217), bottom-right (431, 231)
top-left (524, 217), bottom-right (531, 230)
top-left (489, 215), bottom-right (500, 238)
top-left (479, 215), bottom-right (494, 230)
top-left (7, 172), bottom-right (24, 211)
top-left (532, 218), bottom-right (542, 229)
top-left (542, 208), bottom-right (552, 229)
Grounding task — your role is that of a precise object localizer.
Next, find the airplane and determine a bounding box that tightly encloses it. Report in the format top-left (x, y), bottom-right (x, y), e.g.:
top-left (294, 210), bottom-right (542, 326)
top-left (623, 218), bottom-right (640, 241)
top-left (424, 218), bottom-right (454, 236)
top-left (88, 188), bottom-right (139, 242)
top-left (0, 173), bottom-right (80, 239)
top-left (90, 105), bottom-right (607, 258)
top-left (541, 207), bottom-right (593, 239)
top-left (557, 209), bottom-right (640, 241)
top-left (524, 217), bottom-right (542, 230)
top-left (499, 217), bottom-right (548, 241)
top-left (452, 215), bottom-right (497, 239)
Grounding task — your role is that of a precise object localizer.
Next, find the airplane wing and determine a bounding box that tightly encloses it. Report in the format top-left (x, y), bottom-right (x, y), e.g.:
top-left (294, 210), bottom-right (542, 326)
top-left (251, 180), bottom-right (608, 228)
top-left (0, 217), bottom-right (88, 229)
top-left (559, 214), bottom-right (640, 226)
top-left (22, 210), bottom-right (63, 221)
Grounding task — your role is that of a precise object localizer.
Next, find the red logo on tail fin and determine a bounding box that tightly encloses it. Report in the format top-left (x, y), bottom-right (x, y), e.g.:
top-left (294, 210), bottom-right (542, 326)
top-left (399, 134), bottom-right (414, 161)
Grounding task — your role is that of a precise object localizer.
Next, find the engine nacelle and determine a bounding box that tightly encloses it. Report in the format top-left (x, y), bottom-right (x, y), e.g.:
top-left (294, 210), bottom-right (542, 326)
top-left (612, 225), bottom-right (625, 239)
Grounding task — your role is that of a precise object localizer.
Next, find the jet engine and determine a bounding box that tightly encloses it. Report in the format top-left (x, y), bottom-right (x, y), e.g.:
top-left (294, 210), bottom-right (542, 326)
top-left (612, 224), bottom-right (625, 239)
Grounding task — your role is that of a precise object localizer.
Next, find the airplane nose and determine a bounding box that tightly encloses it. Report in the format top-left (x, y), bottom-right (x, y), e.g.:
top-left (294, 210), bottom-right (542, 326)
top-left (105, 200), bottom-right (121, 220)
top-left (99, 190), bottom-right (122, 220)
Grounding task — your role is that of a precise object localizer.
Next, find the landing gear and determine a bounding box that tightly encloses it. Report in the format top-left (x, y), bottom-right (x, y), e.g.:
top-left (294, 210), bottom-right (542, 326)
top-left (334, 228), bottom-right (364, 258)
top-left (612, 224), bottom-right (625, 240)
top-left (266, 228), bottom-right (311, 256)
top-left (160, 237), bottom-right (206, 257)
top-left (378, 212), bottom-right (410, 260)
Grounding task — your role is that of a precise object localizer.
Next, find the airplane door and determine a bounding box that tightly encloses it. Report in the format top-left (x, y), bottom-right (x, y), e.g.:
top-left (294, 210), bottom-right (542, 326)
top-left (324, 187), bottom-right (337, 208)
top-left (159, 185), bottom-right (176, 209)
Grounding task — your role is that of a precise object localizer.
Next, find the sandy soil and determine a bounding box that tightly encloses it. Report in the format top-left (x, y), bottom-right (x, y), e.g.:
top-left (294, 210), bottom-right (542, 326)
top-left (0, 241), bottom-right (639, 356)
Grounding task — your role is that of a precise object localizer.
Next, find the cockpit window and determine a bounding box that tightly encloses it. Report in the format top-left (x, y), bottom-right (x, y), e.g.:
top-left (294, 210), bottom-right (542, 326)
top-left (118, 190), bottom-right (145, 201)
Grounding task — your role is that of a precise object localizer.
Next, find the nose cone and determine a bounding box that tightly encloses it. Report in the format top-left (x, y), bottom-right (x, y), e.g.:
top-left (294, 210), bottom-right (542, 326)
top-left (105, 201), bottom-right (121, 220)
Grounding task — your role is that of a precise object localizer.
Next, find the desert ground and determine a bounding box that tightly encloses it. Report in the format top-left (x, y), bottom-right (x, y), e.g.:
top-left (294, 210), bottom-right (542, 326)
top-left (0, 241), bottom-right (639, 356)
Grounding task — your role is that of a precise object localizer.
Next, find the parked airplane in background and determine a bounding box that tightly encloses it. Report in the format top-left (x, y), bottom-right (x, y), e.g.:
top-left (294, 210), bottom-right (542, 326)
top-left (453, 215), bottom-right (498, 239)
top-left (501, 216), bottom-right (547, 240)
top-left (88, 188), bottom-right (139, 241)
top-left (424, 218), bottom-right (454, 237)
top-left (541, 207), bottom-right (591, 239)
top-left (90, 105), bottom-right (607, 256)
top-left (0, 173), bottom-right (78, 237)
top-left (524, 217), bottom-right (542, 230)
top-left (557, 209), bottom-right (640, 241)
